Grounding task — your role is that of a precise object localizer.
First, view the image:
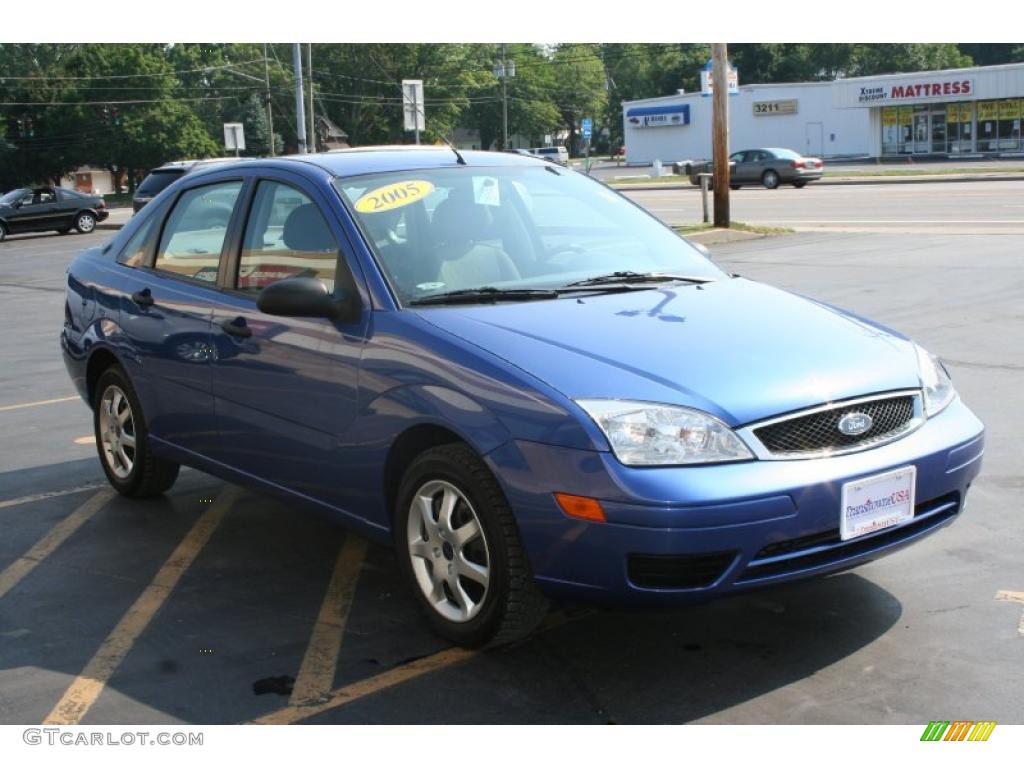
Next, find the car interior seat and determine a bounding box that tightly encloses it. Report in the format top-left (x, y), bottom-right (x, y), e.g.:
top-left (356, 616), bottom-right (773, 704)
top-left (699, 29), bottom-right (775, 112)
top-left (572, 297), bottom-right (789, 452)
top-left (430, 191), bottom-right (521, 290)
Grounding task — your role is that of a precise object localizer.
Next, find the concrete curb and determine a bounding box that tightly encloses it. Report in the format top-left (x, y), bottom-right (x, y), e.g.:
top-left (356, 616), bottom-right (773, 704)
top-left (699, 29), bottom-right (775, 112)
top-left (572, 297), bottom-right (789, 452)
top-left (684, 229), bottom-right (773, 245)
top-left (612, 173), bottom-right (1024, 191)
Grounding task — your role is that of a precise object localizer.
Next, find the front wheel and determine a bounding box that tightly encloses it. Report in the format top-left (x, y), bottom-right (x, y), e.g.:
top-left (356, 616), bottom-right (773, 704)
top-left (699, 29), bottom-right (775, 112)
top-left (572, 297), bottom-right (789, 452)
top-left (0, 222), bottom-right (6, 242)
top-left (93, 366), bottom-right (180, 497)
top-left (75, 212), bottom-right (97, 234)
top-left (762, 170), bottom-right (780, 189)
top-left (395, 444), bottom-right (548, 647)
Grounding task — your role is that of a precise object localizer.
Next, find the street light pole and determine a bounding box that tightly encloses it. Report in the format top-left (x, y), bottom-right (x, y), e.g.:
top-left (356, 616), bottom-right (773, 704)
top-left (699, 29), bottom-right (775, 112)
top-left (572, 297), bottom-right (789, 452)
top-left (263, 44), bottom-right (275, 157)
top-left (501, 43), bottom-right (508, 150)
top-left (293, 43), bottom-right (307, 154)
top-left (307, 44), bottom-right (316, 154)
top-left (712, 43), bottom-right (731, 228)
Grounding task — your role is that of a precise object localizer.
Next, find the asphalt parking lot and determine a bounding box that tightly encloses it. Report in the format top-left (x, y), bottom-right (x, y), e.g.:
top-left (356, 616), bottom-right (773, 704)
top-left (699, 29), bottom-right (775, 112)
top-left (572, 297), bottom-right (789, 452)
top-left (1, 193), bottom-right (1022, 724)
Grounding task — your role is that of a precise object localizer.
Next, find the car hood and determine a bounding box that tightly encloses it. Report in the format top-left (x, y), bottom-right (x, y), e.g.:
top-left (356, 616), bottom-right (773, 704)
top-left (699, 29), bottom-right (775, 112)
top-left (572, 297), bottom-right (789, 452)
top-left (414, 278), bottom-right (922, 426)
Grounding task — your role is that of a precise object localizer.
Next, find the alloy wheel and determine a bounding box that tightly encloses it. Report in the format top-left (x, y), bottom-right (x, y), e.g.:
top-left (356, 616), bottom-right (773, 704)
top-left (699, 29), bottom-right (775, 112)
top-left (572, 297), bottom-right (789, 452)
top-left (98, 385), bottom-right (137, 479)
top-left (406, 479), bottom-right (491, 623)
top-left (77, 213), bottom-right (96, 233)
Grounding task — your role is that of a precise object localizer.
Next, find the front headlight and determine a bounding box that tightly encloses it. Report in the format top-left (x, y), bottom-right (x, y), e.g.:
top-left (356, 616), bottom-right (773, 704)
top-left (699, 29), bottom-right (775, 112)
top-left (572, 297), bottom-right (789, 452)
top-left (914, 344), bottom-right (956, 417)
top-left (575, 399), bottom-right (753, 466)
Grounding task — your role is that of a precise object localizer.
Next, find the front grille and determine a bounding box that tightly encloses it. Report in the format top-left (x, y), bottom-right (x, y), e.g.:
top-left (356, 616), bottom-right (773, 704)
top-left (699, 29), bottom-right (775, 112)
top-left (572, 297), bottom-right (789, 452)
top-left (737, 492), bottom-right (959, 582)
top-left (754, 394), bottom-right (915, 456)
top-left (628, 551), bottom-right (737, 589)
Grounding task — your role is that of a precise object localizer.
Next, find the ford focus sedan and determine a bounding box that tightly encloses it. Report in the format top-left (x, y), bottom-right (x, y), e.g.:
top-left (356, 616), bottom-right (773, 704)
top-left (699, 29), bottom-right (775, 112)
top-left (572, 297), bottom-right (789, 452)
top-left (61, 147), bottom-right (984, 647)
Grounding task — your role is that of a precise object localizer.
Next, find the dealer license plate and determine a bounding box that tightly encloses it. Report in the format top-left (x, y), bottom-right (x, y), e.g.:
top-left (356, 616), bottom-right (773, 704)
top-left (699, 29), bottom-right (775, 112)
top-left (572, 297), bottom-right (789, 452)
top-left (840, 466), bottom-right (916, 541)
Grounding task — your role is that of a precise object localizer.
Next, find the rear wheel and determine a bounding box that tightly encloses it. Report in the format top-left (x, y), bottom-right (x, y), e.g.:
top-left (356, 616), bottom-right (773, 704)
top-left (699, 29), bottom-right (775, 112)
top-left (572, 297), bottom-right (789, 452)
top-left (730, 184), bottom-right (741, 191)
top-left (75, 212), bottom-right (97, 234)
top-left (793, 181), bottom-right (807, 189)
top-left (93, 366), bottom-right (179, 497)
top-left (762, 170), bottom-right (780, 190)
top-left (395, 443), bottom-right (548, 647)
top-left (0, 222), bottom-right (6, 242)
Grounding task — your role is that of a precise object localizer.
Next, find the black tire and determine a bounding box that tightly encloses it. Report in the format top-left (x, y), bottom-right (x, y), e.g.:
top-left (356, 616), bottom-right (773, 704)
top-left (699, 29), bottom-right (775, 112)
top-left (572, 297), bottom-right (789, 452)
top-left (793, 181), bottom-right (807, 189)
top-left (762, 170), bottom-right (780, 190)
top-left (0, 222), bottom-right (6, 242)
top-left (394, 443), bottom-right (548, 647)
top-left (730, 184), bottom-right (741, 191)
top-left (93, 365), bottom-right (180, 497)
top-left (75, 211), bottom-right (97, 234)
top-left (57, 227), bottom-right (72, 234)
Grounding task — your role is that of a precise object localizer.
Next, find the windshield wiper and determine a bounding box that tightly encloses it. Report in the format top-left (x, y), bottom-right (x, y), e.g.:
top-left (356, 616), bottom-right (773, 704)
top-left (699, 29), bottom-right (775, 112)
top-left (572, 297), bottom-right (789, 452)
top-left (562, 271), bottom-right (713, 289)
top-left (408, 287), bottom-right (560, 306)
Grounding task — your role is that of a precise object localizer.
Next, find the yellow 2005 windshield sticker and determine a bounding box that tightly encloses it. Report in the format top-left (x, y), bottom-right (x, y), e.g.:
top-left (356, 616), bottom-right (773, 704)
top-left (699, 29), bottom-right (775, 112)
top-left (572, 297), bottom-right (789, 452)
top-left (355, 180), bottom-right (434, 214)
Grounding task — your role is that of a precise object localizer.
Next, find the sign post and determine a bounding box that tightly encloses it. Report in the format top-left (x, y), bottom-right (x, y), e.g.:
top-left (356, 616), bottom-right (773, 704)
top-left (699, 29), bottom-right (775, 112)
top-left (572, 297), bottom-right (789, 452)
top-left (223, 122), bottom-right (245, 157)
top-left (402, 79), bottom-right (425, 145)
top-left (581, 117), bottom-right (593, 173)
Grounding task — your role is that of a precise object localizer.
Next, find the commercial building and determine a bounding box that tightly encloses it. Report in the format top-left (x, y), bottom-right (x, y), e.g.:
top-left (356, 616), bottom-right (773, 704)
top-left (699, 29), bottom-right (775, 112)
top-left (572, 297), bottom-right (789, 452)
top-left (622, 62), bottom-right (1024, 164)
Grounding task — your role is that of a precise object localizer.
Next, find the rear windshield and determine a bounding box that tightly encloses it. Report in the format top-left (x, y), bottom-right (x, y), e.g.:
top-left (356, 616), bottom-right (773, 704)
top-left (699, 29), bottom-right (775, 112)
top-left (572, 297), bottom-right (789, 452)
top-left (136, 169), bottom-right (185, 197)
top-left (769, 148), bottom-right (801, 160)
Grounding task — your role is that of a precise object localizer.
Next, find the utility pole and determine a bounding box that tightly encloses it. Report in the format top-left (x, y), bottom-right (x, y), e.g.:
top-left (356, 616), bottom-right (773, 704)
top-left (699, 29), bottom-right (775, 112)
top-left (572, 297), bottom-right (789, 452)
top-left (712, 43), bottom-right (730, 228)
top-left (292, 43), bottom-right (307, 154)
top-left (494, 47), bottom-right (515, 150)
top-left (306, 44), bottom-right (316, 154)
top-left (263, 44), bottom-right (275, 156)
top-left (501, 43), bottom-right (509, 150)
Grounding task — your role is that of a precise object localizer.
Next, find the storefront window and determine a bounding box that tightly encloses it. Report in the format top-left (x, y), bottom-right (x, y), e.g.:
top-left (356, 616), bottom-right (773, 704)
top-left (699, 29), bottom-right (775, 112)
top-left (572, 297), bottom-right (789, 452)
top-left (997, 99), bottom-right (1021, 151)
top-left (946, 103), bottom-right (974, 154)
top-left (898, 107), bottom-right (913, 154)
top-left (977, 101), bottom-right (999, 152)
top-left (881, 107), bottom-right (899, 154)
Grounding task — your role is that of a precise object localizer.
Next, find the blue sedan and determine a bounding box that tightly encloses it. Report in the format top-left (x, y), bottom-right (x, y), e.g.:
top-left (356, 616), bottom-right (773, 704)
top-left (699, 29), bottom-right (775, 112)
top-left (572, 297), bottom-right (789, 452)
top-left (61, 147), bottom-right (984, 646)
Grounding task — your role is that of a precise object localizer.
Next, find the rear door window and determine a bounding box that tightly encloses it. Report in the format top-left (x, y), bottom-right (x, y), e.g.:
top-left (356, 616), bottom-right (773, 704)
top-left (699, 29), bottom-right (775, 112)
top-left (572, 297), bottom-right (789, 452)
top-left (235, 181), bottom-right (339, 294)
top-left (154, 181), bottom-right (243, 283)
top-left (137, 170), bottom-right (185, 197)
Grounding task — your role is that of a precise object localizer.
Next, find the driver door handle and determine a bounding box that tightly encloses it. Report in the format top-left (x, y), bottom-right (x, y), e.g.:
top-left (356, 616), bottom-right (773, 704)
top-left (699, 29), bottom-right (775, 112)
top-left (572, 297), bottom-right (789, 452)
top-left (131, 288), bottom-right (154, 307)
top-left (221, 316), bottom-right (252, 338)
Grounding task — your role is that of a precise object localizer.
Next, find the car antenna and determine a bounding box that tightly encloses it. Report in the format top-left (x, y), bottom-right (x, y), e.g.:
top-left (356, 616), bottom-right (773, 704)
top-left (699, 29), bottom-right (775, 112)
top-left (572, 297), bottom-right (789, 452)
top-left (436, 134), bottom-right (467, 166)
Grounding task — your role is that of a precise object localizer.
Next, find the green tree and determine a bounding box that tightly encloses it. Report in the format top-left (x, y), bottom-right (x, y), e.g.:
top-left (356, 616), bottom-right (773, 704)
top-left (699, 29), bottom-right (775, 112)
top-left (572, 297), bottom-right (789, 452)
top-left (550, 44), bottom-right (607, 156)
top-left (465, 43), bottom-right (562, 150)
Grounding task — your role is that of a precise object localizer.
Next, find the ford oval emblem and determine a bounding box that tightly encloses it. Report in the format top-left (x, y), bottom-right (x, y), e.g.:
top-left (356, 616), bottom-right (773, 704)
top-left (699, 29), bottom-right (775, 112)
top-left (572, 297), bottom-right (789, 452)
top-left (837, 412), bottom-right (873, 436)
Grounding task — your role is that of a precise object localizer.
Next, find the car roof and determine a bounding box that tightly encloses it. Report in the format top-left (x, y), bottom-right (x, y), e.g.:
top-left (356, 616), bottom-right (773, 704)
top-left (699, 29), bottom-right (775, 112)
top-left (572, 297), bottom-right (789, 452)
top-left (275, 146), bottom-right (549, 178)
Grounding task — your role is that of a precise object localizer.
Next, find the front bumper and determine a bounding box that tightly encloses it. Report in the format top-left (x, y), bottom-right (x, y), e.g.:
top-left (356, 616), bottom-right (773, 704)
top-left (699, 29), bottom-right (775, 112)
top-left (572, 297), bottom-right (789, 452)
top-left (488, 396), bottom-right (984, 606)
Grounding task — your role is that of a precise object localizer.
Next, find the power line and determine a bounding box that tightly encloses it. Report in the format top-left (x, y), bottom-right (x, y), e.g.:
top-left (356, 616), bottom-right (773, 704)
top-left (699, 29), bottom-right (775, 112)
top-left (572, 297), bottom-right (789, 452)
top-left (0, 59), bottom-right (267, 82)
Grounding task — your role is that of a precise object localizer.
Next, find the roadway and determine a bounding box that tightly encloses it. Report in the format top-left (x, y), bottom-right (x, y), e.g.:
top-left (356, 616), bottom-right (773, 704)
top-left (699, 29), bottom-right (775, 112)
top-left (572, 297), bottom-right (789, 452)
top-left (621, 178), bottom-right (1024, 234)
top-left (0, 186), bottom-right (1022, 725)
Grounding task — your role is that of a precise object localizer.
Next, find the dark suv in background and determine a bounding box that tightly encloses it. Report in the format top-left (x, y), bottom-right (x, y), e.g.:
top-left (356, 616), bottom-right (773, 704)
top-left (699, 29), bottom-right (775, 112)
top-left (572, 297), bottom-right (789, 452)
top-left (132, 158), bottom-right (238, 213)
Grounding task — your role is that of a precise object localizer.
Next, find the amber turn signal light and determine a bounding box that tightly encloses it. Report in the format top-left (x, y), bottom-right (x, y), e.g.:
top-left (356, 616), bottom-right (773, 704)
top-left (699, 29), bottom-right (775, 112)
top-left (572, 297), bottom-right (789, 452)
top-left (554, 493), bottom-right (606, 523)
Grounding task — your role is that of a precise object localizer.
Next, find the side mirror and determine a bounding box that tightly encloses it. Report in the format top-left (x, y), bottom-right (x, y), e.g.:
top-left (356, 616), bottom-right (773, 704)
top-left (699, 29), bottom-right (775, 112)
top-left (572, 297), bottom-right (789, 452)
top-left (256, 277), bottom-right (360, 322)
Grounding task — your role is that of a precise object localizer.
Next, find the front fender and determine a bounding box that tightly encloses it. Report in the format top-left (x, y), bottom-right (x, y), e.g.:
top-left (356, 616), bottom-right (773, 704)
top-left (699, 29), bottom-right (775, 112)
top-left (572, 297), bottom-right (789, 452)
top-left (362, 383), bottom-right (513, 456)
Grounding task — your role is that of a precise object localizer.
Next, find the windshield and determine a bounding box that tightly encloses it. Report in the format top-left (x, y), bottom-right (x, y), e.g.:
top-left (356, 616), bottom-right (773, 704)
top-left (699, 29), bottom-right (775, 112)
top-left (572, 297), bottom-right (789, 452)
top-left (136, 169), bottom-right (184, 197)
top-left (0, 188), bottom-right (30, 205)
top-left (334, 166), bottom-right (724, 305)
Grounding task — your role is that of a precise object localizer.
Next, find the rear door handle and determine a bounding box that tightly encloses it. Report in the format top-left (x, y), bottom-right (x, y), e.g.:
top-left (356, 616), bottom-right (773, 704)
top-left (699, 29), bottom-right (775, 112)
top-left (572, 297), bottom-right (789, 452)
top-left (221, 317), bottom-right (252, 338)
top-left (131, 288), bottom-right (154, 307)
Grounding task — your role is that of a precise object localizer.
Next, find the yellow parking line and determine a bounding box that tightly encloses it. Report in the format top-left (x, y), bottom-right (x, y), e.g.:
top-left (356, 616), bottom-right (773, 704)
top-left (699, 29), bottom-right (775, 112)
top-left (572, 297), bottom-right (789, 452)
top-left (251, 608), bottom-right (590, 725)
top-left (0, 483), bottom-right (107, 511)
top-left (43, 486), bottom-right (240, 725)
top-left (253, 646), bottom-right (477, 725)
top-left (289, 536), bottom-right (368, 705)
top-left (0, 488), bottom-right (115, 600)
top-left (995, 590), bottom-right (1024, 604)
top-left (0, 396), bottom-right (79, 412)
